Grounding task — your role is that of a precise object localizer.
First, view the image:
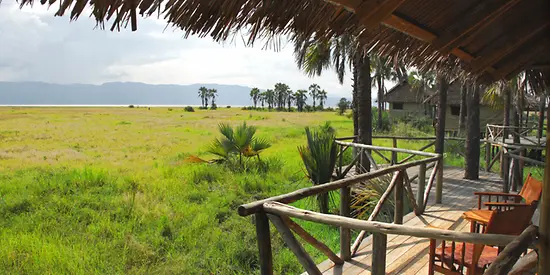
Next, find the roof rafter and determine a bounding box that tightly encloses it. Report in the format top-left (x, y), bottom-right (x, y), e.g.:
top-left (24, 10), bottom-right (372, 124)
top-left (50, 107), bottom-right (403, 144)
top-left (493, 39), bottom-right (550, 80)
top-left (355, 0), bottom-right (408, 29)
top-left (470, 23), bottom-right (549, 74)
top-left (431, 0), bottom-right (523, 55)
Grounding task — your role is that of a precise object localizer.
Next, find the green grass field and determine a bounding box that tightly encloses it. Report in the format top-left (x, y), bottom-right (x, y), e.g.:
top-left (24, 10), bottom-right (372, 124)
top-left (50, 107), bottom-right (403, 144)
top-left (0, 107), bottom-right (542, 274)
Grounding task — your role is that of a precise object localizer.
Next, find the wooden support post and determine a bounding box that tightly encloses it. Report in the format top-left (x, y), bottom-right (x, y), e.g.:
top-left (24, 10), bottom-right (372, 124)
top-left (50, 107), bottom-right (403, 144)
top-left (338, 144), bottom-right (344, 177)
top-left (518, 149), bottom-right (525, 186)
top-left (502, 148), bottom-right (510, 192)
top-left (436, 160), bottom-right (443, 203)
top-left (394, 171), bottom-right (404, 224)
top-left (416, 163), bottom-right (426, 214)
top-left (372, 233), bottom-right (387, 275)
top-left (255, 212), bottom-right (273, 275)
top-left (267, 214), bottom-right (322, 275)
top-left (391, 138), bottom-right (398, 165)
top-left (538, 102), bottom-right (550, 275)
top-left (340, 185), bottom-right (351, 261)
top-left (485, 137), bottom-right (491, 171)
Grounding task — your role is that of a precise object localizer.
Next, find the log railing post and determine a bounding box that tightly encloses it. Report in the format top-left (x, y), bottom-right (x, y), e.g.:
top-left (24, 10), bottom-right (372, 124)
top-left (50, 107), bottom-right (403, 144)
top-left (502, 148), bottom-right (510, 192)
top-left (394, 171), bottom-right (404, 224)
top-left (340, 185), bottom-right (351, 260)
top-left (391, 138), bottom-right (398, 165)
top-left (416, 163), bottom-right (426, 214)
top-left (372, 233), bottom-right (387, 275)
top-left (255, 211), bottom-right (273, 275)
top-left (436, 160), bottom-right (443, 203)
top-left (338, 144), bottom-right (343, 177)
top-left (485, 137), bottom-right (491, 172)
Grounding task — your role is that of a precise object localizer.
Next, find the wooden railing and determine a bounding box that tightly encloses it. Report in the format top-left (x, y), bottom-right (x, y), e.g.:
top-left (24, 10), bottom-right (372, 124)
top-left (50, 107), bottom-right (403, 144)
top-left (486, 124), bottom-right (545, 147)
top-left (485, 225), bottom-right (539, 275)
top-left (239, 140), bottom-right (451, 274)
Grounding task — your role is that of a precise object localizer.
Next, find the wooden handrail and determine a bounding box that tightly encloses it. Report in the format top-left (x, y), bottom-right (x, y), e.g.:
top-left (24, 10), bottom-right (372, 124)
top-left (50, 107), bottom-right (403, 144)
top-left (263, 202), bottom-right (517, 247)
top-left (485, 225), bottom-right (539, 275)
top-left (336, 141), bottom-right (439, 157)
top-left (238, 156), bottom-right (441, 216)
top-left (506, 152), bottom-right (546, 166)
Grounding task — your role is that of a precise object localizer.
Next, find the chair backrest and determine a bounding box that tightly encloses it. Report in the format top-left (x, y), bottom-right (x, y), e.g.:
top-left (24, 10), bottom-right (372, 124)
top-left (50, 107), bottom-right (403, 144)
top-left (518, 174), bottom-right (543, 205)
top-left (485, 204), bottom-right (537, 236)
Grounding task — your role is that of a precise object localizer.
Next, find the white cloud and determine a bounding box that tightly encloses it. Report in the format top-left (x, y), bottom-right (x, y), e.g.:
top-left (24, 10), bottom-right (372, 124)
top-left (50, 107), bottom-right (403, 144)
top-left (0, 2), bottom-right (370, 98)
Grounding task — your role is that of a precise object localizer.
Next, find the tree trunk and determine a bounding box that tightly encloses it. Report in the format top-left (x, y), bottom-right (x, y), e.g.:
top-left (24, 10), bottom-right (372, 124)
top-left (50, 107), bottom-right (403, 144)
top-left (465, 84), bottom-right (480, 179)
top-left (538, 96), bottom-right (546, 139)
top-left (500, 85), bottom-right (511, 179)
top-left (538, 99), bottom-right (550, 275)
top-left (435, 75), bottom-right (448, 156)
top-left (357, 53), bottom-right (372, 172)
top-left (458, 81), bottom-right (467, 134)
top-left (377, 77), bottom-right (383, 131)
top-left (352, 62), bottom-right (359, 137)
top-left (512, 104), bottom-right (521, 188)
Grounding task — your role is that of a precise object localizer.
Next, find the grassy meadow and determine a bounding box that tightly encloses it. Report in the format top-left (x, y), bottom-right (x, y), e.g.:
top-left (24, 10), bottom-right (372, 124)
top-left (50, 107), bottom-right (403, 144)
top-left (0, 107), bottom-right (541, 274)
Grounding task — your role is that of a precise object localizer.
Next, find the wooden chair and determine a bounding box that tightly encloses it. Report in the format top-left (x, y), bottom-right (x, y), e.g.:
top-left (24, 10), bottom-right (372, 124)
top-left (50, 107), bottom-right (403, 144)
top-left (429, 206), bottom-right (536, 275)
top-left (462, 174), bottom-right (542, 232)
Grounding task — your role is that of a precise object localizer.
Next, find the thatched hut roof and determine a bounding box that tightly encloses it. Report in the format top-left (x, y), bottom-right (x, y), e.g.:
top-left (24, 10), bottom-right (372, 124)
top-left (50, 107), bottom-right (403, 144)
top-left (383, 81), bottom-right (434, 104)
top-left (14, 0), bottom-right (550, 86)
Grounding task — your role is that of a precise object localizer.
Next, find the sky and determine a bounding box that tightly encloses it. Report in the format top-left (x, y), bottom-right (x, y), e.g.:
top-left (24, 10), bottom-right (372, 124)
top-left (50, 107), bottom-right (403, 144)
top-left (0, 2), bottom-right (364, 98)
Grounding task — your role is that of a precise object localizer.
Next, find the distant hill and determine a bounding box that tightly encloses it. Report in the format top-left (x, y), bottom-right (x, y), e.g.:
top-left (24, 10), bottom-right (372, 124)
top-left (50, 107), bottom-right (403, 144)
top-left (0, 82), bottom-right (344, 107)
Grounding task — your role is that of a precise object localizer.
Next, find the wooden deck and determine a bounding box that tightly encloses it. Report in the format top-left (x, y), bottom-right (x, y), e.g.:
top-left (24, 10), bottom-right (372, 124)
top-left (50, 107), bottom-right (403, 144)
top-left (311, 166), bottom-right (504, 275)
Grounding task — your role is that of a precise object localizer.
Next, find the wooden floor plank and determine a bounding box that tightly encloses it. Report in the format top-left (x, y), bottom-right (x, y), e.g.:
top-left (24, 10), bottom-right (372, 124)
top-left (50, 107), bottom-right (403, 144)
top-left (315, 167), bottom-right (503, 275)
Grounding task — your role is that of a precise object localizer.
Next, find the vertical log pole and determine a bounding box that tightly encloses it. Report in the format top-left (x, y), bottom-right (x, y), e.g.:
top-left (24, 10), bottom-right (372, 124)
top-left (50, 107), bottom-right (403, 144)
top-left (465, 83), bottom-right (481, 180)
top-left (503, 148), bottom-right (510, 192)
top-left (486, 128), bottom-right (491, 171)
top-left (391, 138), bottom-right (398, 165)
top-left (435, 74), bottom-right (448, 204)
top-left (501, 86), bottom-right (511, 178)
top-left (538, 102), bottom-right (550, 275)
top-left (372, 233), bottom-right (387, 275)
top-left (338, 144), bottom-right (343, 177)
top-left (255, 212), bottom-right (273, 275)
top-left (416, 163), bottom-right (426, 214)
top-left (340, 185), bottom-right (351, 261)
top-left (394, 171), bottom-right (404, 224)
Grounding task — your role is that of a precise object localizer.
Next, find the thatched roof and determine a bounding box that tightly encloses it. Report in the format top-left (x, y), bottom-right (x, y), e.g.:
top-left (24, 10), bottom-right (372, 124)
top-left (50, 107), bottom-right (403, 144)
top-left (14, 0), bottom-right (550, 86)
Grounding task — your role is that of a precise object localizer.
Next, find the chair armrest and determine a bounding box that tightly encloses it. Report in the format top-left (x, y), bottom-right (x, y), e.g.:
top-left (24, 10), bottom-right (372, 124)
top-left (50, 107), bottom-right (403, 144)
top-left (474, 192), bottom-right (522, 198)
top-left (483, 202), bottom-right (532, 207)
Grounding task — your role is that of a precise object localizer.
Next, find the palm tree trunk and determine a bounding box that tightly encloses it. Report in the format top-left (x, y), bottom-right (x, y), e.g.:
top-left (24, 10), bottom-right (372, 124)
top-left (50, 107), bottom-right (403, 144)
top-left (538, 95), bottom-right (546, 139)
top-left (377, 77), bottom-right (383, 130)
top-left (458, 82), bottom-right (467, 134)
top-left (357, 53), bottom-right (372, 173)
top-left (500, 86), bottom-right (511, 180)
top-left (353, 66), bottom-right (359, 137)
top-left (465, 84), bottom-right (480, 179)
top-left (435, 75), bottom-right (448, 156)
top-left (511, 104), bottom-right (521, 188)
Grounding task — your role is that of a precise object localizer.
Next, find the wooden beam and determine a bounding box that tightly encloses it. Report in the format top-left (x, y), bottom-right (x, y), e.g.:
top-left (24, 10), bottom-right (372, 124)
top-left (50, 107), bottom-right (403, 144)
top-left (324, 0), bottom-right (363, 12)
top-left (355, 0), bottom-right (407, 29)
top-left (263, 202), bottom-right (517, 246)
top-left (255, 212), bottom-right (273, 275)
top-left (495, 39), bottom-right (550, 80)
top-left (470, 22), bottom-right (549, 74)
top-left (431, 0), bottom-right (524, 54)
top-left (539, 101), bottom-right (550, 274)
top-left (267, 214), bottom-right (322, 275)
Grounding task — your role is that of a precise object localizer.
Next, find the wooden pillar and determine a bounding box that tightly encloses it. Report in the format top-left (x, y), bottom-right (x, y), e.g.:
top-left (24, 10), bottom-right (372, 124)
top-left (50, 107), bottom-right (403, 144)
top-left (485, 128), bottom-right (491, 171)
top-left (394, 171), bottom-right (404, 224)
top-left (255, 212), bottom-right (273, 275)
top-left (538, 102), bottom-right (550, 275)
top-left (372, 233), bottom-right (387, 275)
top-left (465, 84), bottom-right (480, 180)
top-left (356, 53), bottom-right (372, 172)
top-left (502, 147), bottom-right (510, 192)
top-left (435, 74), bottom-right (448, 204)
top-left (501, 86), bottom-right (511, 177)
top-left (340, 185), bottom-right (351, 260)
top-left (416, 163), bottom-right (426, 214)
top-left (391, 138), bottom-right (398, 165)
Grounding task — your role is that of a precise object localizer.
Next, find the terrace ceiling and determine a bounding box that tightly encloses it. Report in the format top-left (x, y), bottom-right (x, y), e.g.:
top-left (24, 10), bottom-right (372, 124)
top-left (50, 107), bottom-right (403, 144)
top-left (14, 0), bottom-right (550, 85)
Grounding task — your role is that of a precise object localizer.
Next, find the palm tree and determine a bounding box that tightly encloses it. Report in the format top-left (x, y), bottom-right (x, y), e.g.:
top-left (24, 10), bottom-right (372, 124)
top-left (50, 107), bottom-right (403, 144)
top-left (298, 126), bottom-right (337, 213)
top-left (318, 90), bottom-right (328, 110)
top-left (309, 84), bottom-right (321, 111)
top-left (372, 55), bottom-right (400, 130)
top-left (295, 90), bottom-right (308, 112)
top-left (250, 88), bottom-right (260, 108)
top-left (287, 91), bottom-right (295, 112)
top-left (408, 70), bottom-right (436, 118)
top-left (198, 86), bottom-right (209, 108)
top-left (274, 83), bottom-right (290, 110)
top-left (259, 91), bottom-right (266, 108)
top-left (208, 89), bottom-right (218, 108)
top-left (265, 89), bottom-right (275, 110)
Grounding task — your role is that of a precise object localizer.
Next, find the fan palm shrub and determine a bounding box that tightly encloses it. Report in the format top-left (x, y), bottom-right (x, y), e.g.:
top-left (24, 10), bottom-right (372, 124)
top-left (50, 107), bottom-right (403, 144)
top-left (298, 125), bottom-right (337, 214)
top-left (208, 122), bottom-right (271, 171)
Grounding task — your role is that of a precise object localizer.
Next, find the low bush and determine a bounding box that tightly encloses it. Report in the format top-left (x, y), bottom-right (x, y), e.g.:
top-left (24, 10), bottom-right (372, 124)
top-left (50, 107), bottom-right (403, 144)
top-left (210, 104), bottom-right (217, 110)
top-left (184, 106), bottom-right (195, 112)
top-left (226, 106), bottom-right (231, 108)
top-left (128, 105), bottom-right (135, 108)
top-left (198, 106), bottom-right (208, 110)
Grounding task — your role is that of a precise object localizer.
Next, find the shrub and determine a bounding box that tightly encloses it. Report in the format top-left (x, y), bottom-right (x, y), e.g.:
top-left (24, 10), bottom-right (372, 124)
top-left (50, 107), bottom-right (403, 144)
top-left (184, 106), bottom-right (195, 112)
top-left (198, 106), bottom-right (208, 110)
top-left (168, 108), bottom-right (173, 111)
top-left (226, 106), bottom-right (231, 108)
top-left (128, 105), bottom-right (135, 108)
top-left (210, 104), bottom-right (217, 110)
top-left (371, 107), bottom-right (391, 132)
top-left (337, 98), bottom-right (351, 115)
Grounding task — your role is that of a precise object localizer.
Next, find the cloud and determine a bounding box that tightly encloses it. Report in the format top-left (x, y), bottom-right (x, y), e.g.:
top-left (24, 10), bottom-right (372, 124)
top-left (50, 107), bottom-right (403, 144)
top-left (0, 2), bottom-right (367, 98)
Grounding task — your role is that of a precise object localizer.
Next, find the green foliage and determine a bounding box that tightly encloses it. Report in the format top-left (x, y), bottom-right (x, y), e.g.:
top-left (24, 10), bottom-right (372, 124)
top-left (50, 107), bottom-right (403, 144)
top-left (184, 106), bottom-right (195, 112)
top-left (395, 114), bottom-right (433, 134)
top-left (128, 105), bottom-right (135, 108)
top-left (226, 105), bottom-right (231, 109)
top-left (337, 98), bottom-right (351, 115)
top-left (298, 123), bottom-right (337, 213)
top-left (210, 104), bottom-right (217, 110)
top-left (207, 122), bottom-right (271, 171)
top-left (371, 107), bottom-right (390, 132)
